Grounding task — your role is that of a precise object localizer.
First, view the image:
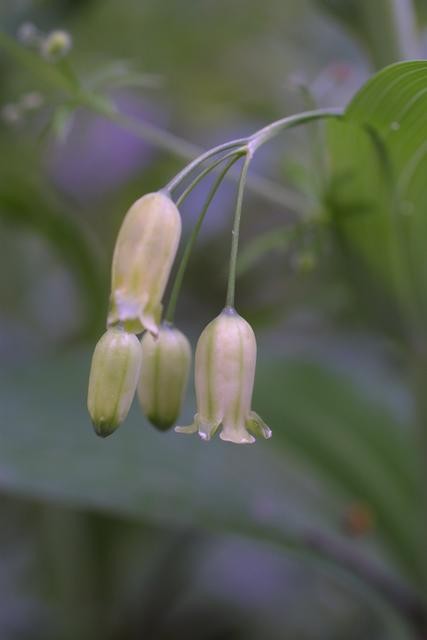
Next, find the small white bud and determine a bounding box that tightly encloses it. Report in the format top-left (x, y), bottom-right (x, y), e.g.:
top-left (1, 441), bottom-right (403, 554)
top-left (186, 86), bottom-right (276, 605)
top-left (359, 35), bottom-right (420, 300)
top-left (41, 30), bottom-right (72, 61)
top-left (138, 323), bottom-right (191, 430)
top-left (87, 328), bottom-right (142, 437)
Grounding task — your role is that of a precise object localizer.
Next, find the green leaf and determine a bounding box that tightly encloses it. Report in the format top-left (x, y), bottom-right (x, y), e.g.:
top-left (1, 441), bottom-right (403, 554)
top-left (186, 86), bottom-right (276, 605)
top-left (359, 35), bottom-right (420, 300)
top-left (326, 61), bottom-right (427, 334)
top-left (85, 61), bottom-right (163, 91)
top-left (0, 344), bottom-right (423, 635)
top-left (0, 30), bottom-right (74, 94)
top-left (237, 226), bottom-right (294, 276)
top-left (0, 350), bottom-right (343, 534)
top-left (0, 172), bottom-right (105, 336)
top-left (256, 358), bottom-right (424, 584)
top-left (0, 350), bottom-right (422, 586)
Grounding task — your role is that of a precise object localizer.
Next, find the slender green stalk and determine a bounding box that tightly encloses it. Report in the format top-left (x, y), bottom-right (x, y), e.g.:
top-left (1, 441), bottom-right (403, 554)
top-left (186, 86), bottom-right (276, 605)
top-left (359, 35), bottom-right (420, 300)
top-left (82, 97), bottom-right (305, 209)
top-left (248, 107), bottom-right (344, 151)
top-left (82, 95), bottom-right (203, 163)
top-left (165, 138), bottom-right (248, 193)
top-left (225, 152), bottom-right (251, 308)
top-left (165, 155), bottom-right (241, 322)
top-left (175, 147), bottom-right (246, 207)
top-left (165, 108), bottom-right (343, 195)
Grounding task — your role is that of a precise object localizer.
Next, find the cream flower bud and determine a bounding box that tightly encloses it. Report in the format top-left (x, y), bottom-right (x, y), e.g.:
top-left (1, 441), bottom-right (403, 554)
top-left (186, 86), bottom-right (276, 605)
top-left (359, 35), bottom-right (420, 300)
top-left (176, 307), bottom-right (271, 444)
top-left (138, 323), bottom-right (191, 431)
top-left (87, 328), bottom-right (142, 437)
top-left (41, 30), bottom-right (72, 61)
top-left (108, 192), bottom-right (181, 336)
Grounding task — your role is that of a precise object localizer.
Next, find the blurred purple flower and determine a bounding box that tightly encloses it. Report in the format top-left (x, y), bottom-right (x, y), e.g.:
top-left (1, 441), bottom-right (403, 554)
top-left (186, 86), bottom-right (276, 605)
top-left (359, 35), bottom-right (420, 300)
top-left (45, 95), bottom-right (167, 204)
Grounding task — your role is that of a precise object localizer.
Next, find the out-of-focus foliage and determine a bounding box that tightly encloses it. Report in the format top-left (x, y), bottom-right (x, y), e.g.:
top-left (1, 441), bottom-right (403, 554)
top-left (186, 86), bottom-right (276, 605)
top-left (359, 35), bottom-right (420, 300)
top-left (326, 61), bottom-right (427, 338)
top-left (315, 0), bottom-right (422, 67)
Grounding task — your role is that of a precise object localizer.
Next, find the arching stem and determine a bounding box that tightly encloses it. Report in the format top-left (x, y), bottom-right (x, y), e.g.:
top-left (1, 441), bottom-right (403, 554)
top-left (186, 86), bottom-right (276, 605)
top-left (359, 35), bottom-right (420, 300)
top-left (225, 152), bottom-right (252, 308)
top-left (175, 147), bottom-right (247, 207)
top-left (165, 154), bottom-right (243, 323)
top-left (165, 139), bottom-right (248, 193)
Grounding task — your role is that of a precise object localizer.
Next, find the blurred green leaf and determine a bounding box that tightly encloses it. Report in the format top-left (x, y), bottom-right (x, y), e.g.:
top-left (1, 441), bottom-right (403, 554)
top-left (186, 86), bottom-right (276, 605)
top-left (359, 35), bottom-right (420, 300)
top-left (313, 0), bottom-right (421, 68)
top-left (237, 226), bottom-right (295, 276)
top-left (49, 104), bottom-right (76, 142)
top-left (256, 359), bottom-right (423, 584)
top-left (0, 350), bottom-right (422, 589)
top-left (86, 61), bottom-right (163, 91)
top-left (326, 61), bottom-right (427, 335)
top-left (0, 30), bottom-right (74, 95)
top-left (0, 172), bottom-right (104, 336)
top-left (0, 350), bottom-right (343, 535)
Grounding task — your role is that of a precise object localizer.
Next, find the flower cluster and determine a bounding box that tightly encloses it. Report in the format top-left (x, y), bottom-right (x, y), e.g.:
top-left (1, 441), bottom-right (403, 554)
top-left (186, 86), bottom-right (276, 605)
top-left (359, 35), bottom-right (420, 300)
top-left (87, 186), bottom-right (271, 445)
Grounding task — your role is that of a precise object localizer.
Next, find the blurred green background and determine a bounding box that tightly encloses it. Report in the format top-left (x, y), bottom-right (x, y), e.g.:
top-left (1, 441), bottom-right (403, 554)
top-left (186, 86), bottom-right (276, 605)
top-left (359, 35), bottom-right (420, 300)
top-left (1, 0), bottom-right (427, 638)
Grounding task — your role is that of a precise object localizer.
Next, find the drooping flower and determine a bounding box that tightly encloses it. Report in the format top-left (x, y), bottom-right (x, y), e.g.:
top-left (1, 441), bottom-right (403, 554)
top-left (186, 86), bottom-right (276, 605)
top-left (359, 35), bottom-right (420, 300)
top-left (138, 323), bottom-right (191, 431)
top-left (87, 327), bottom-right (142, 437)
top-left (176, 307), bottom-right (271, 444)
top-left (107, 192), bottom-right (181, 336)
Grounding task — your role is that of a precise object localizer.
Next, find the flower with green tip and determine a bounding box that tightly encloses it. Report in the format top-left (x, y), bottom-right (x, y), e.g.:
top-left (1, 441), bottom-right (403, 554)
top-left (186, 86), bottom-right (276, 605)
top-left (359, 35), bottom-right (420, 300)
top-left (87, 327), bottom-right (142, 437)
top-left (176, 307), bottom-right (271, 444)
top-left (138, 323), bottom-right (191, 431)
top-left (41, 29), bottom-right (72, 61)
top-left (108, 192), bottom-right (181, 336)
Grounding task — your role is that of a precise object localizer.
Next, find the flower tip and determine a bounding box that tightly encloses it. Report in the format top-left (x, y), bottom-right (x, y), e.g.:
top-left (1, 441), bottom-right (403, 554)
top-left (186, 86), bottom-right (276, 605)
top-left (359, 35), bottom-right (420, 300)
top-left (175, 424), bottom-right (197, 435)
top-left (146, 415), bottom-right (174, 432)
top-left (219, 431), bottom-right (256, 445)
top-left (92, 419), bottom-right (119, 439)
top-left (246, 411), bottom-right (272, 440)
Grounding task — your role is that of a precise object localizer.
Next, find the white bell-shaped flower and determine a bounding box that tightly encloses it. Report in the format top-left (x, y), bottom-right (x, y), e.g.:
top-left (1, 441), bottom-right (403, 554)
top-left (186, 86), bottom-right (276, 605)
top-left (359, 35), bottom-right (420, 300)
top-left (176, 307), bottom-right (271, 444)
top-left (108, 192), bottom-right (181, 336)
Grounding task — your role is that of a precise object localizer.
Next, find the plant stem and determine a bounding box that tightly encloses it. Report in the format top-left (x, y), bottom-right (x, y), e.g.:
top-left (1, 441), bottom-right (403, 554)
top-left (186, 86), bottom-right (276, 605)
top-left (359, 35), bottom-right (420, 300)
top-left (248, 107), bottom-right (344, 151)
top-left (165, 138), bottom-right (248, 193)
top-left (175, 147), bottom-right (246, 206)
top-left (165, 155), bottom-right (242, 323)
top-left (76, 95), bottom-right (305, 209)
top-left (225, 152), bottom-right (251, 308)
